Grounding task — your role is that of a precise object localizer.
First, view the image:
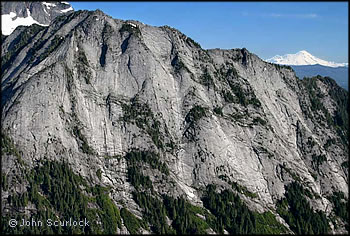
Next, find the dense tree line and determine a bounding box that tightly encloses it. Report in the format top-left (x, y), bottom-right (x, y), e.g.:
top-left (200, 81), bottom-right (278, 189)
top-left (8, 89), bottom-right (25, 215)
top-left (202, 184), bottom-right (287, 234)
top-left (120, 208), bottom-right (148, 234)
top-left (2, 160), bottom-right (121, 234)
top-left (163, 195), bottom-right (214, 234)
top-left (277, 181), bottom-right (329, 234)
top-left (328, 191), bottom-right (349, 230)
top-left (132, 191), bottom-right (175, 234)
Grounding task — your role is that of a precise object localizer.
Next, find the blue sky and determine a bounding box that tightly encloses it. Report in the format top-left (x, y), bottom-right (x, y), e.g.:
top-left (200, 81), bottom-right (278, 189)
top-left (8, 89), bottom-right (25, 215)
top-left (69, 1), bottom-right (348, 63)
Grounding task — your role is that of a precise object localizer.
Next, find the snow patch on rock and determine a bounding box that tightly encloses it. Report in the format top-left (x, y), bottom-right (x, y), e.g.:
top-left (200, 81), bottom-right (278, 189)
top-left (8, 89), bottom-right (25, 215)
top-left (1, 9), bottom-right (48, 35)
top-left (42, 2), bottom-right (57, 9)
top-left (61, 6), bottom-right (73, 13)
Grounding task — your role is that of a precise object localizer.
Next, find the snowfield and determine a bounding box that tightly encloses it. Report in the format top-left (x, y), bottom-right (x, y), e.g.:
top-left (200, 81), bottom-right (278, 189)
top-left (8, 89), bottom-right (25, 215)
top-left (1, 9), bottom-right (48, 35)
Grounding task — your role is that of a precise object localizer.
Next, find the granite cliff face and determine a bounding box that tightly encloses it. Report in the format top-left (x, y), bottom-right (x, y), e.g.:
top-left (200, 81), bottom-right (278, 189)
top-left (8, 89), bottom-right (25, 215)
top-left (1, 9), bottom-right (348, 234)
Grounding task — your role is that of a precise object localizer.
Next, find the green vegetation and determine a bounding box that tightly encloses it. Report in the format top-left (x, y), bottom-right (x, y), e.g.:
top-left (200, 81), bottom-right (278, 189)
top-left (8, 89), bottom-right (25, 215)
top-left (132, 192), bottom-right (175, 234)
top-left (276, 181), bottom-right (329, 234)
top-left (121, 99), bottom-right (163, 149)
top-left (76, 45), bottom-right (92, 84)
top-left (248, 97), bottom-right (262, 107)
top-left (96, 169), bottom-right (102, 181)
top-left (231, 182), bottom-right (258, 198)
top-left (202, 184), bottom-right (287, 234)
top-left (268, 62), bottom-right (292, 71)
top-left (35, 35), bottom-right (65, 64)
top-left (2, 160), bottom-right (122, 234)
top-left (58, 105), bottom-right (65, 115)
top-left (0, 132), bottom-right (25, 165)
top-left (252, 116), bottom-right (267, 126)
top-left (222, 89), bottom-right (235, 103)
top-left (185, 105), bottom-right (207, 124)
top-left (253, 211), bottom-right (289, 234)
top-left (76, 45), bottom-right (89, 65)
top-left (325, 77), bottom-right (349, 146)
top-left (311, 154), bottom-right (327, 172)
top-left (1, 174), bottom-right (8, 191)
top-left (280, 165), bottom-right (302, 182)
top-left (341, 161), bottom-right (348, 169)
top-left (183, 105), bottom-right (208, 141)
top-left (119, 23), bottom-right (141, 36)
top-left (64, 64), bottom-right (74, 92)
top-left (127, 166), bottom-right (153, 191)
top-left (72, 126), bottom-right (94, 154)
top-left (90, 186), bottom-right (122, 234)
top-left (125, 150), bottom-right (169, 191)
top-left (299, 76), bottom-right (348, 147)
top-left (213, 106), bottom-right (223, 116)
top-left (226, 66), bottom-right (239, 78)
top-left (218, 175), bottom-right (258, 199)
top-left (125, 150), bottom-right (169, 175)
top-left (2, 24), bottom-right (44, 72)
top-left (102, 22), bottom-right (113, 36)
top-left (215, 64), bottom-right (262, 107)
top-left (186, 36), bottom-right (201, 48)
top-left (124, 149), bottom-right (171, 198)
top-left (199, 68), bottom-right (215, 90)
top-left (124, 150), bottom-right (217, 234)
top-left (1, 132), bottom-right (21, 158)
top-left (307, 137), bottom-right (317, 148)
top-left (310, 172), bottom-right (318, 181)
top-left (230, 83), bottom-right (247, 105)
top-left (222, 80), bottom-right (262, 108)
top-left (1, 34), bottom-right (8, 42)
top-left (327, 191), bottom-right (348, 230)
top-left (171, 54), bottom-right (191, 73)
top-left (120, 208), bottom-right (146, 234)
top-left (130, 191), bottom-right (218, 234)
top-left (125, 152), bottom-right (171, 234)
top-left (163, 195), bottom-right (213, 234)
top-left (323, 138), bottom-right (336, 149)
top-left (232, 85), bottom-right (261, 107)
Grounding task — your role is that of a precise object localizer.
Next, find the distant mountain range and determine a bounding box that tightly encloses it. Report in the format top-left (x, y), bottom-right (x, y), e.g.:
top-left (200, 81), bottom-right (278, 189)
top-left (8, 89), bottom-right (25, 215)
top-left (291, 64), bottom-right (348, 90)
top-left (266, 51), bottom-right (348, 90)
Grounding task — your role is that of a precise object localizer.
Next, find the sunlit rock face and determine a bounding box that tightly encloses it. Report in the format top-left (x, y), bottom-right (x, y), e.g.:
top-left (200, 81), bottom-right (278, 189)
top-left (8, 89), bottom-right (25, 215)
top-left (1, 9), bottom-right (348, 234)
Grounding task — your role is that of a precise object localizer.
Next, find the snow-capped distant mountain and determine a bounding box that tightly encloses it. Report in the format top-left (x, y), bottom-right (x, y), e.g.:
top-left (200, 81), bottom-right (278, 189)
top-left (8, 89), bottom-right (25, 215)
top-left (1, 1), bottom-right (73, 35)
top-left (266, 50), bottom-right (348, 68)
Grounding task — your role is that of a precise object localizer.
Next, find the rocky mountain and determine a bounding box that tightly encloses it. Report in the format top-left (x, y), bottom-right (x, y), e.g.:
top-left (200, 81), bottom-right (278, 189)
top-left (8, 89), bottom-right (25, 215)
top-left (1, 9), bottom-right (348, 234)
top-left (1, 1), bottom-right (73, 35)
top-left (291, 64), bottom-right (348, 90)
top-left (266, 50), bottom-right (348, 68)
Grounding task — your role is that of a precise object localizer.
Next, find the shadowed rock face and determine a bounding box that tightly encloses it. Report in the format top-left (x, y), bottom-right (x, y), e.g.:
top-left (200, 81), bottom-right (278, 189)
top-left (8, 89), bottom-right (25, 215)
top-left (1, 1), bottom-right (73, 34)
top-left (1, 9), bottom-right (348, 234)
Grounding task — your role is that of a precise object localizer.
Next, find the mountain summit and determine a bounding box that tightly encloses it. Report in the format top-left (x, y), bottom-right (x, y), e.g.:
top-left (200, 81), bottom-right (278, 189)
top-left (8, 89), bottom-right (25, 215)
top-left (1, 1), bottom-right (73, 35)
top-left (266, 50), bottom-right (348, 68)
